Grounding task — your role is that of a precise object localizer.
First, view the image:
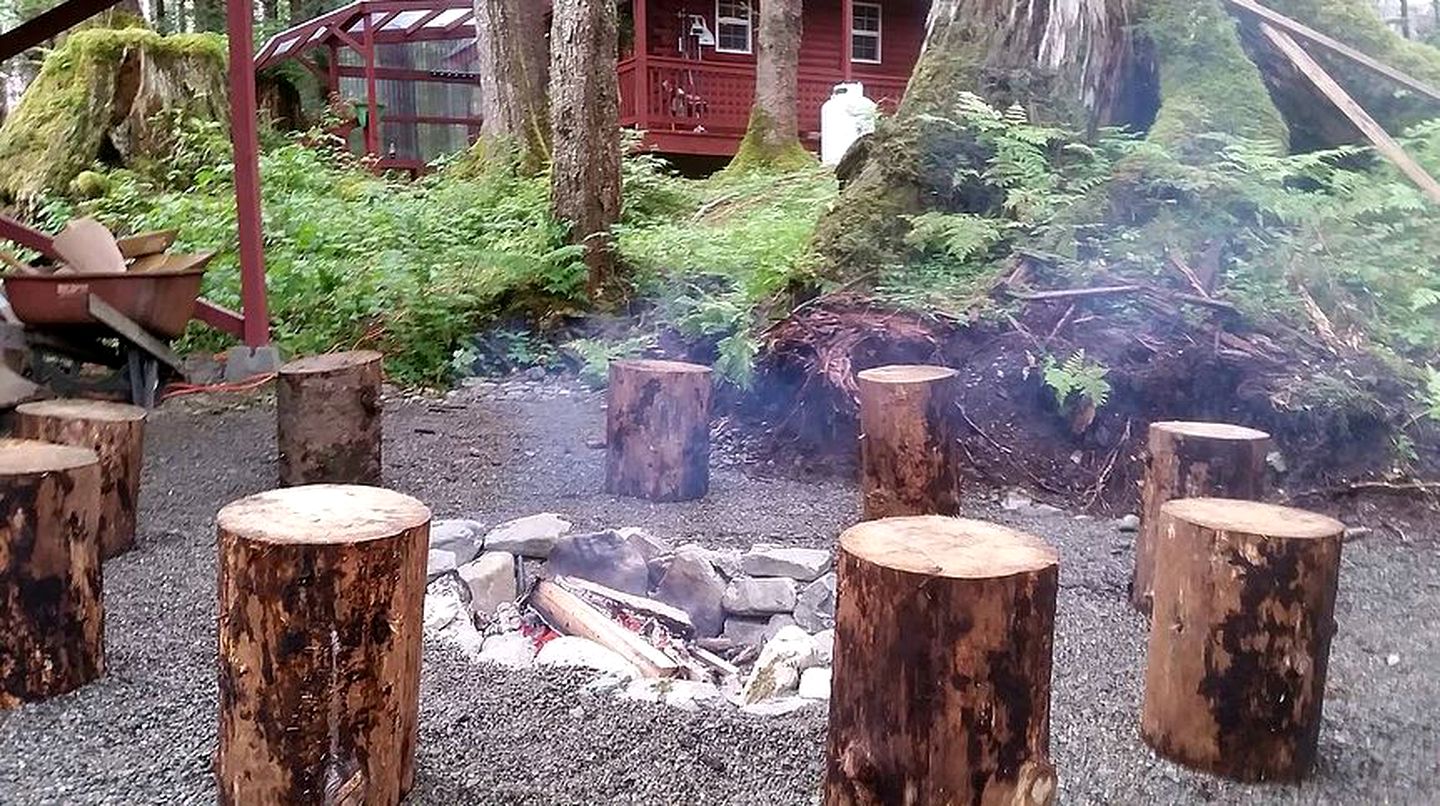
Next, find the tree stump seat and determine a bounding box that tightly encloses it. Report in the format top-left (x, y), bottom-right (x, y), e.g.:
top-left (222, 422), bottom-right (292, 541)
top-left (856, 365), bottom-right (961, 520)
top-left (276, 350), bottom-right (384, 487)
top-left (605, 359), bottom-right (713, 502)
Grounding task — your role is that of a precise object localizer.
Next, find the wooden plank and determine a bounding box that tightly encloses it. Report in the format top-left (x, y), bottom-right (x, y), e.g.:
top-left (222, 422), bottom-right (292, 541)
top-left (529, 579), bottom-right (682, 678)
top-left (86, 295), bottom-right (184, 372)
top-left (1226, 0), bottom-right (1440, 105)
top-left (1261, 24), bottom-right (1440, 206)
top-left (554, 576), bottom-right (695, 636)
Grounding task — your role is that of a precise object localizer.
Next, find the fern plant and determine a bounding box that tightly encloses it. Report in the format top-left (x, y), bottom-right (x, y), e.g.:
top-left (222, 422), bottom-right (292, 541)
top-left (1042, 350), bottom-right (1112, 410)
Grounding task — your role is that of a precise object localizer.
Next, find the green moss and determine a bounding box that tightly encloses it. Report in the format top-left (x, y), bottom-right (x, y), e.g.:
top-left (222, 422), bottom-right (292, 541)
top-left (727, 108), bottom-right (815, 173)
top-left (1144, 0), bottom-right (1288, 159)
top-left (0, 29), bottom-right (227, 203)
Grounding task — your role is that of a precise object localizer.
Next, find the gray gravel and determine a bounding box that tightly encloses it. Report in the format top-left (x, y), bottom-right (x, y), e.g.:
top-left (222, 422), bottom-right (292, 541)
top-left (0, 376), bottom-right (1437, 804)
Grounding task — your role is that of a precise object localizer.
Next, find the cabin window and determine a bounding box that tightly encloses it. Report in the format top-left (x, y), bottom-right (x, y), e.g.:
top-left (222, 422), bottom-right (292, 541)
top-left (852, 2), bottom-right (882, 64)
top-left (715, 0), bottom-right (753, 54)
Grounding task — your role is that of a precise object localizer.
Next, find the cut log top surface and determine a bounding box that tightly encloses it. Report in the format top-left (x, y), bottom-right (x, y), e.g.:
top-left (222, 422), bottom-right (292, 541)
top-left (612, 359), bottom-right (712, 375)
top-left (278, 350), bottom-right (384, 376)
top-left (0, 438), bottom-right (99, 474)
top-left (857, 364), bottom-right (958, 385)
top-left (842, 515), bottom-right (1058, 578)
top-left (217, 484), bottom-right (430, 545)
top-left (1151, 421), bottom-right (1271, 441)
top-left (15, 398), bottom-right (147, 422)
top-left (1163, 498), bottom-right (1344, 539)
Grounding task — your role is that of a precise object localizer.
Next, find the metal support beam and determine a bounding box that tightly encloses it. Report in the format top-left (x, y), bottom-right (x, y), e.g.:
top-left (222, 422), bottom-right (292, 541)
top-left (841, 0), bottom-right (854, 81)
top-left (0, 0), bottom-right (121, 62)
top-left (227, 0), bottom-right (271, 346)
top-left (633, 0), bottom-right (649, 130)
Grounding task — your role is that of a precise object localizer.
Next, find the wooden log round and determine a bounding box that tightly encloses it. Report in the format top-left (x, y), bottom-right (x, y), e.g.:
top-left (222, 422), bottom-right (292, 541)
top-left (0, 438), bottom-right (104, 709)
top-left (856, 365), bottom-right (961, 520)
top-left (1141, 498), bottom-right (1345, 783)
top-left (1131, 421), bottom-right (1271, 614)
top-left (276, 350), bottom-right (384, 487)
top-left (14, 398), bottom-right (147, 559)
top-left (604, 359), bottom-right (713, 502)
top-left (826, 516), bottom-right (1060, 806)
top-left (216, 484), bottom-right (430, 805)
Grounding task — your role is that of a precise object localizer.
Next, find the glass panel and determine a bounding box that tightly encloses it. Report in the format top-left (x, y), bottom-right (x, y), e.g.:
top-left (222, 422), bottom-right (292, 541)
top-left (852, 34), bottom-right (879, 63)
top-left (853, 4), bottom-right (881, 33)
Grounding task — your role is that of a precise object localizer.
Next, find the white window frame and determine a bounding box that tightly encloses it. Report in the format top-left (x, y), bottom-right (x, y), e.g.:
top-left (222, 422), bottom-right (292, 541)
top-left (714, 0), bottom-right (754, 55)
top-left (851, 1), bottom-right (883, 65)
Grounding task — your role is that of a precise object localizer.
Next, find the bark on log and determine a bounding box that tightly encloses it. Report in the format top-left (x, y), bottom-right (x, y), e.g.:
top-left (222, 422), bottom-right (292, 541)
top-left (857, 365), bottom-right (962, 520)
top-left (826, 516), bottom-right (1060, 806)
top-left (15, 399), bottom-right (147, 559)
top-left (216, 484), bottom-right (431, 805)
top-left (277, 351), bottom-right (383, 487)
top-left (730, 0), bottom-right (806, 170)
top-left (473, 0), bottom-right (551, 172)
top-left (0, 439), bottom-right (103, 709)
top-left (1141, 498), bottom-right (1345, 782)
top-left (604, 359), bottom-right (713, 502)
top-left (1131, 421), bottom-right (1271, 614)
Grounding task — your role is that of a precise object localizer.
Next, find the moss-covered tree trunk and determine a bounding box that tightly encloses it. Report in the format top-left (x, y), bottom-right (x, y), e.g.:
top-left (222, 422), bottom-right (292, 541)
top-left (729, 0), bottom-right (809, 172)
top-left (550, 0), bottom-right (622, 302)
top-left (473, 0), bottom-right (551, 174)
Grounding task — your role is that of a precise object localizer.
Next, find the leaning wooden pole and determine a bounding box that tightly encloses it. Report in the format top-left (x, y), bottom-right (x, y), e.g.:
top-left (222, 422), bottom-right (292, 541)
top-left (856, 365), bottom-right (961, 519)
top-left (827, 516), bottom-right (1060, 805)
top-left (15, 399), bottom-right (147, 559)
top-left (0, 439), bottom-right (103, 709)
top-left (605, 359), bottom-right (713, 502)
top-left (1132, 421), bottom-right (1270, 614)
top-left (276, 350), bottom-right (384, 486)
top-left (1142, 498), bottom-right (1345, 782)
top-left (216, 485), bottom-right (430, 805)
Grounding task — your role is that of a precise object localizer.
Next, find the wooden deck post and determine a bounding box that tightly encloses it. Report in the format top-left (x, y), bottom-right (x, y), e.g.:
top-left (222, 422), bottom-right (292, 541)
top-left (1142, 499), bottom-right (1345, 782)
top-left (857, 364), bottom-right (962, 519)
top-left (15, 399), bottom-right (147, 559)
top-left (605, 359), bottom-right (713, 502)
top-left (0, 439), bottom-right (104, 709)
top-left (633, 0), bottom-right (650, 129)
top-left (826, 516), bottom-right (1060, 805)
top-left (277, 351), bottom-right (384, 487)
top-left (226, 0), bottom-right (270, 347)
top-left (363, 9), bottom-right (380, 156)
top-left (216, 485), bottom-right (430, 805)
top-left (841, 0), bottom-right (854, 81)
top-left (1132, 421), bottom-right (1271, 614)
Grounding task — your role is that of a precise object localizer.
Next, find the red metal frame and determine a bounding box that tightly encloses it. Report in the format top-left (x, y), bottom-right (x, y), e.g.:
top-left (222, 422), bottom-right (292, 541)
top-left (228, 0), bottom-right (270, 346)
top-left (0, 0), bottom-right (121, 61)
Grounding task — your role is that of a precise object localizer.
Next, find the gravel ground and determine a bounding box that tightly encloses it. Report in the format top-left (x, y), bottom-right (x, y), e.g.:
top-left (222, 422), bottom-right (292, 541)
top-left (0, 376), bottom-right (1436, 805)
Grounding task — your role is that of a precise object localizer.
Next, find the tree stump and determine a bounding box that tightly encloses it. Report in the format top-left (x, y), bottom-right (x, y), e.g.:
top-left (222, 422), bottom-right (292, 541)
top-left (1141, 498), bottom-right (1345, 783)
top-left (15, 399), bottom-right (147, 559)
top-left (276, 351), bottom-right (383, 487)
top-left (605, 359), bottom-right (713, 502)
top-left (0, 439), bottom-right (103, 709)
top-left (856, 365), bottom-right (961, 520)
top-left (216, 484), bottom-right (431, 805)
top-left (826, 516), bottom-right (1060, 806)
top-left (1131, 421), bottom-right (1271, 614)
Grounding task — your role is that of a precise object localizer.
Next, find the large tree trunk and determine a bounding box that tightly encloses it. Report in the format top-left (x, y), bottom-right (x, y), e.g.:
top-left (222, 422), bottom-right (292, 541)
top-left (730, 0), bottom-right (808, 171)
top-left (550, 0), bottom-right (622, 301)
top-left (473, 0), bottom-right (551, 173)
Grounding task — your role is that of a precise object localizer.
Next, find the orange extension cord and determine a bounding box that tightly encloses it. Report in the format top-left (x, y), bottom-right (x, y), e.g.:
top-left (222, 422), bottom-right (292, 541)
top-left (160, 372), bottom-right (276, 401)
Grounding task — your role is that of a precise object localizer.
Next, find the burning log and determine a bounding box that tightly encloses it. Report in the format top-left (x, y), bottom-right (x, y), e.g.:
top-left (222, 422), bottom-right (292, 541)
top-left (1131, 421), bottom-right (1271, 614)
top-left (826, 516), bottom-right (1060, 804)
top-left (856, 365), bottom-right (962, 519)
top-left (1142, 498), bottom-right (1345, 782)
top-left (604, 359), bottom-right (713, 502)
top-left (276, 350), bottom-right (384, 487)
top-left (529, 578), bottom-right (682, 678)
top-left (216, 485), bottom-right (430, 804)
top-left (14, 399), bottom-right (147, 559)
top-left (554, 575), bottom-right (695, 637)
top-left (0, 439), bottom-right (103, 709)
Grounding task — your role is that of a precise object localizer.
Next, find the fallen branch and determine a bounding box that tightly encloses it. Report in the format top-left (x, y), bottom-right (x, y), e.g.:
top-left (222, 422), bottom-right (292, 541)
top-left (1006, 284), bottom-right (1143, 302)
top-left (555, 575), bottom-right (695, 637)
top-left (529, 579), bottom-right (682, 678)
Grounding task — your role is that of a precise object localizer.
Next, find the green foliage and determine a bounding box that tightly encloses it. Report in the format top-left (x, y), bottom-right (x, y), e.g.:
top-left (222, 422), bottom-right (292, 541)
top-left (1420, 367), bottom-right (1440, 422)
top-left (563, 335), bottom-right (657, 387)
top-left (1042, 350), bottom-right (1112, 410)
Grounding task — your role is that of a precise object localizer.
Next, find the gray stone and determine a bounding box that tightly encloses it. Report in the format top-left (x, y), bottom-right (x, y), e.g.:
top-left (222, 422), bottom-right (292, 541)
top-left (422, 575), bottom-right (467, 631)
top-left (621, 679), bottom-right (723, 711)
top-left (678, 543), bottom-right (742, 579)
top-left (430, 519), bottom-right (484, 564)
top-left (723, 617), bottom-right (771, 646)
top-left (1001, 489), bottom-right (1035, 512)
top-left (223, 345), bottom-right (284, 382)
top-left (547, 530), bottom-right (649, 595)
top-left (535, 636), bottom-right (641, 679)
top-left (477, 632), bottom-right (535, 669)
top-left (653, 550), bottom-right (726, 637)
top-left (458, 552), bottom-right (517, 618)
top-left (741, 626), bottom-right (817, 703)
top-left (798, 667), bottom-right (832, 700)
top-left (740, 546), bottom-right (832, 582)
top-left (1118, 514), bottom-right (1141, 533)
top-left (740, 697), bottom-right (817, 717)
top-left (768, 613), bottom-right (796, 633)
top-left (485, 513), bottom-right (572, 558)
top-left (793, 572), bottom-right (837, 632)
top-left (617, 526), bottom-right (672, 562)
top-left (812, 629), bottom-right (834, 666)
top-left (722, 577), bottom-right (797, 616)
top-left (426, 548), bottom-right (459, 581)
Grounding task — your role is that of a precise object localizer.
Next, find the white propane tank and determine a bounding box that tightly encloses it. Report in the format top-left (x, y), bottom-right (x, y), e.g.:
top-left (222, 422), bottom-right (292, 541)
top-left (820, 82), bottom-right (878, 166)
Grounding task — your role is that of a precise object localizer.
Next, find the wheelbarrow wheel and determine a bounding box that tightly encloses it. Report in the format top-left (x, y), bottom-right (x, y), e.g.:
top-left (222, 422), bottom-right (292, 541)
top-left (126, 349), bottom-right (160, 408)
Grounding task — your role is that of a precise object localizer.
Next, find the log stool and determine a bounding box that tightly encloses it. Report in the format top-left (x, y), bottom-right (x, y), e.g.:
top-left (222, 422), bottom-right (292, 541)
top-left (0, 439), bottom-right (103, 709)
top-left (857, 365), bottom-right (961, 520)
top-left (1131, 421), bottom-right (1271, 613)
top-left (277, 350), bottom-right (384, 487)
top-left (826, 516), bottom-right (1060, 805)
top-left (216, 484), bottom-right (430, 805)
top-left (1141, 498), bottom-right (1345, 783)
top-left (605, 359), bottom-right (713, 502)
top-left (15, 398), bottom-right (147, 559)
